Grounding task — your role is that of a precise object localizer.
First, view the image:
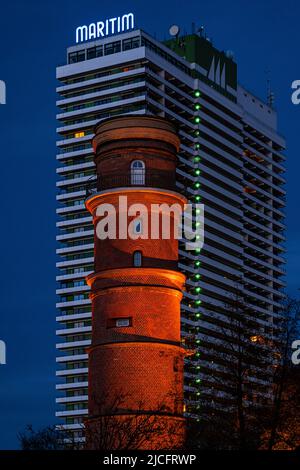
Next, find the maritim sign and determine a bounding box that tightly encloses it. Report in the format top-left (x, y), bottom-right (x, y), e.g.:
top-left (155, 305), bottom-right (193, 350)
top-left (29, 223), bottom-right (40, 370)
top-left (0, 80), bottom-right (6, 105)
top-left (0, 340), bottom-right (6, 365)
top-left (76, 13), bottom-right (135, 44)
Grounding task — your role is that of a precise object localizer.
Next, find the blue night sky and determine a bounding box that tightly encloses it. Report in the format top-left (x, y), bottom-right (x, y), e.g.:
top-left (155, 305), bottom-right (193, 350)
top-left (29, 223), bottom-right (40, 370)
top-left (0, 0), bottom-right (299, 449)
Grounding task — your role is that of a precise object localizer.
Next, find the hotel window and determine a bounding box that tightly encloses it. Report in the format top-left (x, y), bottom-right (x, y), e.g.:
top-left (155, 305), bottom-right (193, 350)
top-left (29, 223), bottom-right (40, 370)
top-left (131, 160), bottom-right (145, 185)
top-left (68, 50), bottom-right (85, 64)
top-left (104, 41), bottom-right (121, 56)
top-left (74, 199), bottom-right (84, 206)
top-left (74, 280), bottom-right (85, 287)
top-left (87, 45), bottom-right (103, 60)
top-left (74, 266), bottom-right (85, 273)
top-left (122, 37), bottom-right (141, 51)
top-left (133, 250), bottom-right (142, 267)
top-left (75, 131), bottom-right (85, 138)
top-left (74, 294), bottom-right (85, 301)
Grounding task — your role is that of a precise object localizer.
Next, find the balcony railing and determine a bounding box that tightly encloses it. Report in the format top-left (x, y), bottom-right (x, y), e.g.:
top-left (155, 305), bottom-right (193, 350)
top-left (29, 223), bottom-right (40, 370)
top-left (86, 170), bottom-right (176, 196)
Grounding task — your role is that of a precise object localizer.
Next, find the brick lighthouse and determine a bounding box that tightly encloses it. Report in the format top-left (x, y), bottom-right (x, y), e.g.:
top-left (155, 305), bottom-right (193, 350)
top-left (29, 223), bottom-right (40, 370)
top-left (85, 116), bottom-right (187, 450)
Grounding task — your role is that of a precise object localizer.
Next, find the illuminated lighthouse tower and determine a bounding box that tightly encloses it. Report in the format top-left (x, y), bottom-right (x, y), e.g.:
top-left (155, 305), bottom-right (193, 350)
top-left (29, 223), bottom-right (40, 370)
top-left (85, 116), bottom-right (187, 450)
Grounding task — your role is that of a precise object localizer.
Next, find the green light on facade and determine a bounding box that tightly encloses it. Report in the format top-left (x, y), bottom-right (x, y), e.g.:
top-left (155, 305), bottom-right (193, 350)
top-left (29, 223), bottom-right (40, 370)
top-left (194, 116), bottom-right (201, 124)
top-left (196, 378), bottom-right (201, 383)
top-left (194, 274), bottom-right (201, 280)
top-left (195, 103), bottom-right (201, 110)
top-left (195, 169), bottom-right (201, 176)
top-left (194, 156), bottom-right (201, 163)
top-left (194, 182), bottom-right (200, 189)
top-left (194, 90), bottom-right (201, 98)
top-left (194, 261), bottom-right (201, 267)
top-left (195, 143), bottom-right (200, 149)
top-left (195, 287), bottom-right (201, 293)
top-left (194, 195), bottom-right (201, 202)
top-left (194, 130), bottom-right (200, 137)
top-left (195, 299), bottom-right (201, 305)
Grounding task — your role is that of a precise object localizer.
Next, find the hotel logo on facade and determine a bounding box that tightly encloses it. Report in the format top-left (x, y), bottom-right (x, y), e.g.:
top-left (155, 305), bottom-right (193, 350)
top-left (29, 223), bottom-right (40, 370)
top-left (0, 80), bottom-right (6, 104)
top-left (76, 13), bottom-right (135, 44)
top-left (0, 340), bottom-right (6, 365)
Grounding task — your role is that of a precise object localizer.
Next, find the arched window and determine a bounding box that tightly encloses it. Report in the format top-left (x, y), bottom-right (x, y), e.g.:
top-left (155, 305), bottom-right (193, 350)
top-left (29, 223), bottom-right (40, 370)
top-left (133, 250), bottom-right (142, 267)
top-left (131, 160), bottom-right (145, 185)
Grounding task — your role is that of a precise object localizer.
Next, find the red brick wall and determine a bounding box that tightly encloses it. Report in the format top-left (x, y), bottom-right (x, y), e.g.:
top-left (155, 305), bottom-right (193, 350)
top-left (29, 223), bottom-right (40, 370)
top-left (87, 190), bottom-right (185, 272)
top-left (85, 117), bottom-right (186, 450)
top-left (91, 285), bottom-right (182, 344)
top-left (89, 343), bottom-right (185, 415)
top-left (96, 145), bottom-right (176, 177)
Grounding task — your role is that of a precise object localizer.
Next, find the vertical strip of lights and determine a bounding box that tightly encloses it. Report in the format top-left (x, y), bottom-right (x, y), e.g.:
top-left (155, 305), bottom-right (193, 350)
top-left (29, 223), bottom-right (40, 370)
top-left (193, 89), bottom-right (202, 417)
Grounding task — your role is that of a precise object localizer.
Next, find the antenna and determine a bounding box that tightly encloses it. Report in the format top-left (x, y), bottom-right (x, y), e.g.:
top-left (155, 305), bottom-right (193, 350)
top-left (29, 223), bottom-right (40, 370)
top-left (265, 69), bottom-right (275, 108)
top-left (198, 25), bottom-right (205, 38)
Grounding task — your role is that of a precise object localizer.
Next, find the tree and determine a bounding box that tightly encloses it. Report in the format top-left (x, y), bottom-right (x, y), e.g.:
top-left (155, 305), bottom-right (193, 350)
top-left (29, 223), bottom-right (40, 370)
top-left (186, 292), bottom-right (300, 451)
top-left (264, 366), bottom-right (300, 450)
top-left (260, 297), bottom-right (300, 450)
top-left (85, 390), bottom-right (186, 450)
top-left (18, 389), bottom-right (186, 451)
top-left (186, 286), bottom-right (274, 450)
top-left (18, 425), bottom-right (67, 450)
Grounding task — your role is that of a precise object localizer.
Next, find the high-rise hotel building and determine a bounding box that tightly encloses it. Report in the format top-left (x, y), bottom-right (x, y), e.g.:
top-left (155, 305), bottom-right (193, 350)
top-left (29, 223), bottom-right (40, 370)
top-left (56, 26), bottom-right (286, 438)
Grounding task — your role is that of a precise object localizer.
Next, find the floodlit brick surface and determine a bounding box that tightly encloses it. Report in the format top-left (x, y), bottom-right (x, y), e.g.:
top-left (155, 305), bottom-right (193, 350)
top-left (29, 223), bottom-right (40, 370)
top-left (85, 116), bottom-right (186, 450)
top-left (89, 343), bottom-right (185, 414)
top-left (90, 284), bottom-right (182, 344)
top-left (87, 189), bottom-right (186, 272)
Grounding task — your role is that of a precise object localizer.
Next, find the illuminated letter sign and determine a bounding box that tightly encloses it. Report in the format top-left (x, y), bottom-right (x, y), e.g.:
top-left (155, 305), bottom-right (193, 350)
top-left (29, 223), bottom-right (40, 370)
top-left (0, 340), bottom-right (6, 365)
top-left (76, 13), bottom-right (135, 43)
top-left (0, 80), bottom-right (6, 105)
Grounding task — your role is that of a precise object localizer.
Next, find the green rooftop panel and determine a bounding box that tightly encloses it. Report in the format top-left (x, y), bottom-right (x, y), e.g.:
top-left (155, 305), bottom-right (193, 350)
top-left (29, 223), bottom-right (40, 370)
top-left (164, 34), bottom-right (237, 98)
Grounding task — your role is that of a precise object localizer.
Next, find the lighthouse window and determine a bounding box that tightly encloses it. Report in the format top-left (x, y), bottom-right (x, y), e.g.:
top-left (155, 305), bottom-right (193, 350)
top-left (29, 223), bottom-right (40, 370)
top-left (131, 160), bottom-right (145, 185)
top-left (115, 318), bottom-right (131, 328)
top-left (133, 250), bottom-right (142, 267)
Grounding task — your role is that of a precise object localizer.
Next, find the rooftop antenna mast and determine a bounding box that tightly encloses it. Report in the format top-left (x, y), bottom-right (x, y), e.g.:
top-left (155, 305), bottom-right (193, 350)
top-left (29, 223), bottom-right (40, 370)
top-left (265, 69), bottom-right (275, 109)
top-left (198, 25), bottom-right (205, 38)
